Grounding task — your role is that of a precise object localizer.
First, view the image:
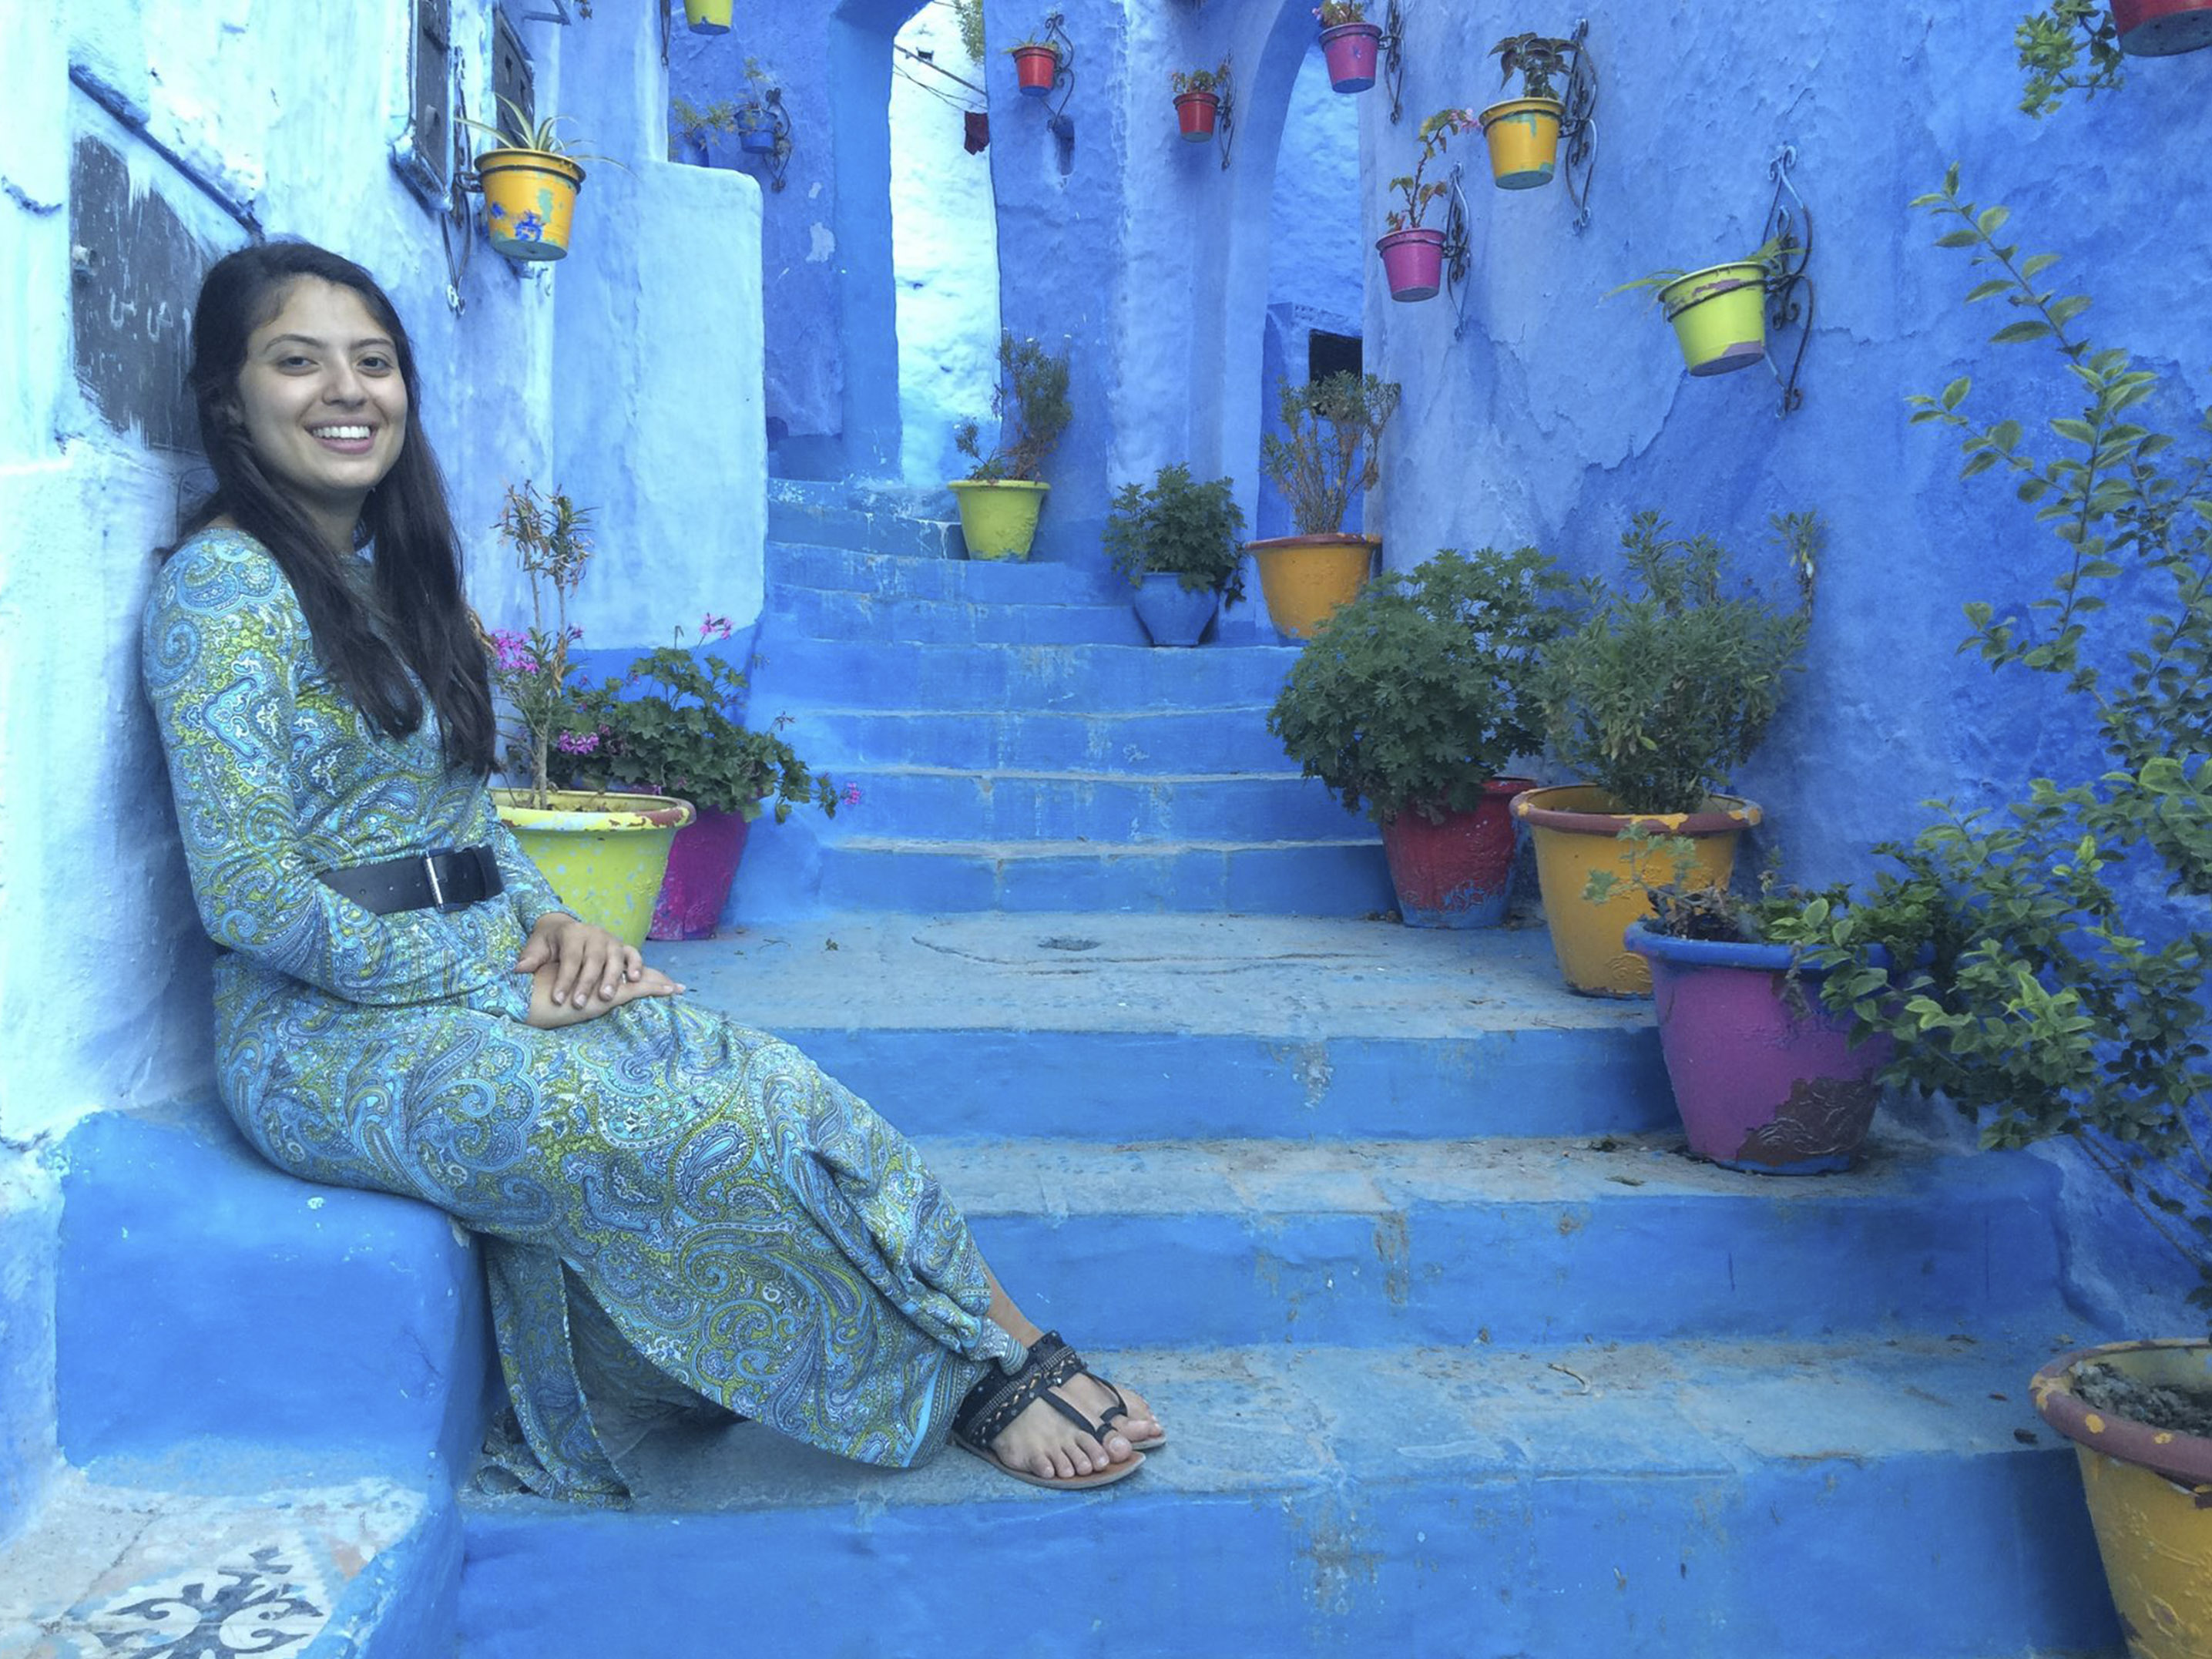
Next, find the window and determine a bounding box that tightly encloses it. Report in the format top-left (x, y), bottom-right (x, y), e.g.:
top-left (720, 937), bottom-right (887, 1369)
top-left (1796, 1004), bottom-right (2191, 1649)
top-left (1308, 330), bottom-right (1363, 384)
top-left (492, 10), bottom-right (535, 143)
top-left (397, 0), bottom-right (453, 204)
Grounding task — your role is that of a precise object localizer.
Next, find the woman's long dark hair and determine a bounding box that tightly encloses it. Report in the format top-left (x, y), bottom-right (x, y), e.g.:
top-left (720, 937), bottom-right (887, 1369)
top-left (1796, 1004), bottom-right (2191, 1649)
top-left (174, 240), bottom-right (495, 774)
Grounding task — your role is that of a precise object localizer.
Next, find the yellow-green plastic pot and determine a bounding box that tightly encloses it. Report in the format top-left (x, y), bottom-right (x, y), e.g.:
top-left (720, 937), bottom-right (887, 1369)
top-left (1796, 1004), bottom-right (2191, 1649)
top-left (1477, 97), bottom-right (1564, 190)
top-left (1248, 534), bottom-right (1378, 641)
top-left (1511, 784), bottom-right (1761, 996)
top-left (948, 479), bottom-right (1049, 561)
top-left (475, 149), bottom-right (585, 262)
top-left (492, 789), bottom-right (693, 949)
top-left (683, 0), bottom-right (733, 32)
top-left (1657, 260), bottom-right (1768, 376)
top-left (2033, 1340), bottom-right (2212, 1659)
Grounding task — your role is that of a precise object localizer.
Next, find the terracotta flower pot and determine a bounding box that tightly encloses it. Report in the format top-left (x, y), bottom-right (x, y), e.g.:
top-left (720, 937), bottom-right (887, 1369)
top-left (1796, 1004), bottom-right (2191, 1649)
top-left (1176, 90), bottom-right (1220, 143)
top-left (1378, 779), bottom-right (1535, 929)
top-left (1319, 22), bottom-right (1384, 92)
top-left (1012, 45), bottom-right (1059, 96)
top-left (2113, 0), bottom-right (2212, 54)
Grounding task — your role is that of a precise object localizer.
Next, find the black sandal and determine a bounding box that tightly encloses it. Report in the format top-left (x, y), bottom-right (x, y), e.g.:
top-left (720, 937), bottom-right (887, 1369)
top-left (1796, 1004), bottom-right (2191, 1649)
top-left (951, 1330), bottom-right (1147, 1491)
top-left (1029, 1331), bottom-right (1167, 1452)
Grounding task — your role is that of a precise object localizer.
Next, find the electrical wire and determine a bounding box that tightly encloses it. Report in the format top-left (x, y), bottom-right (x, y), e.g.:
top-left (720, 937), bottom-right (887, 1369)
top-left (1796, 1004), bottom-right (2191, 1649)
top-left (891, 39), bottom-right (987, 101)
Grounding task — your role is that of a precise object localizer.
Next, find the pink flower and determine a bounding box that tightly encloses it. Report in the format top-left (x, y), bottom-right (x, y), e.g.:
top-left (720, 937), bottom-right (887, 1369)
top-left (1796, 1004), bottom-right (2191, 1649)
top-left (556, 730), bottom-right (600, 755)
top-left (700, 613), bottom-right (734, 642)
top-left (490, 630), bottom-right (532, 674)
top-left (842, 783), bottom-right (863, 807)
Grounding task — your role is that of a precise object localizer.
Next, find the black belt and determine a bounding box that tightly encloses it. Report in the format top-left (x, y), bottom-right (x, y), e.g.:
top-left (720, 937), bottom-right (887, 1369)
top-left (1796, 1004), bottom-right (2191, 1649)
top-left (317, 845), bottom-right (504, 915)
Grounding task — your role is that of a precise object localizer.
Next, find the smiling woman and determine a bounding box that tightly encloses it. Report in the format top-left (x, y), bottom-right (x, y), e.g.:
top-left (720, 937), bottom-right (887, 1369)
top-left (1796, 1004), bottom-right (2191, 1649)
top-left (141, 240), bottom-right (1163, 1504)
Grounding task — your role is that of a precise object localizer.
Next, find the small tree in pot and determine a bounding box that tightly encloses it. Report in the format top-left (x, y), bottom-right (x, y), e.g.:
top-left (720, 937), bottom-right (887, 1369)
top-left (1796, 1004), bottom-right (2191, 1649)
top-left (1516, 509), bottom-right (1820, 994)
top-left (1103, 463), bottom-right (1247, 646)
top-left (1252, 371), bottom-right (1401, 640)
top-left (948, 331), bottom-right (1072, 560)
top-left (1269, 546), bottom-right (1567, 925)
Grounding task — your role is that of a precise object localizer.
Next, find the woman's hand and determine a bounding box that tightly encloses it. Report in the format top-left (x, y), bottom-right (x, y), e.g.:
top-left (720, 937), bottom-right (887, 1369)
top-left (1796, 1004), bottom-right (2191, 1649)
top-left (514, 913), bottom-right (683, 1016)
top-left (525, 961), bottom-right (683, 1029)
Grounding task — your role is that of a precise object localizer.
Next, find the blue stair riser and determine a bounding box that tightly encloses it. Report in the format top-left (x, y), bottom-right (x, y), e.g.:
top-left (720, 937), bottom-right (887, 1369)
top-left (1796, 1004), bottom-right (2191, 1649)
top-left (731, 835), bottom-right (1397, 916)
top-left (765, 590), bottom-right (1150, 647)
top-left (745, 640), bottom-right (1299, 710)
top-left (55, 1110), bottom-right (491, 1475)
top-left (806, 770), bottom-right (1361, 843)
top-left (777, 707), bottom-right (1302, 775)
top-left (764, 500), bottom-right (960, 560)
top-left (775, 1027), bottom-right (1676, 1143)
top-left (455, 1450), bottom-right (2115, 1659)
top-left (945, 1174), bottom-right (2069, 1351)
top-left (769, 542), bottom-right (1124, 605)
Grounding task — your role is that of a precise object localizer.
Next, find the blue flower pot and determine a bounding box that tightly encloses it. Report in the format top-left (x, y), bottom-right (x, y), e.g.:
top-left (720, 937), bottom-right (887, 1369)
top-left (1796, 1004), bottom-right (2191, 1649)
top-left (740, 123), bottom-right (777, 156)
top-left (1132, 574), bottom-right (1218, 647)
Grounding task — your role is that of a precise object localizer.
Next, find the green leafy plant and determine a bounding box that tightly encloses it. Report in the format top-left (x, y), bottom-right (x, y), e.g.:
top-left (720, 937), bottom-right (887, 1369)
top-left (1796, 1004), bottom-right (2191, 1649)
top-left (1258, 371), bottom-right (1402, 537)
top-left (671, 96), bottom-right (741, 150)
top-left (463, 96), bottom-right (620, 167)
top-left (955, 0), bottom-right (987, 62)
top-left (2017, 2), bottom-right (2127, 117)
top-left (1778, 167), bottom-right (2212, 1316)
top-left (1532, 511), bottom-right (1821, 814)
top-left (1005, 35), bottom-right (1057, 55)
top-left (1268, 547), bottom-right (1567, 824)
top-left (601, 617), bottom-right (845, 822)
top-left (954, 331), bottom-right (1072, 482)
top-left (1103, 465), bottom-right (1248, 603)
top-left (1606, 233), bottom-right (1794, 307)
top-left (1314, 2), bottom-right (1368, 25)
top-left (1385, 108), bottom-right (1475, 232)
top-left (1172, 60), bottom-right (1230, 96)
top-left (1489, 32), bottom-right (1576, 102)
top-left (486, 483), bottom-right (616, 809)
top-left (1583, 821), bottom-right (1822, 942)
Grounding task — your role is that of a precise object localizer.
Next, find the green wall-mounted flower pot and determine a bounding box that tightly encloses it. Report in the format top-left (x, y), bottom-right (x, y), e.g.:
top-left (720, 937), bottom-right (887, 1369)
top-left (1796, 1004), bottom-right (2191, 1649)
top-left (1656, 260), bottom-right (1769, 376)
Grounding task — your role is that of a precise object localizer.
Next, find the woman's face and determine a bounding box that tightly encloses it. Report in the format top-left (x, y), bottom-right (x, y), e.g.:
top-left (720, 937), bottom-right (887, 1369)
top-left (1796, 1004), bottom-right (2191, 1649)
top-left (234, 277), bottom-right (408, 534)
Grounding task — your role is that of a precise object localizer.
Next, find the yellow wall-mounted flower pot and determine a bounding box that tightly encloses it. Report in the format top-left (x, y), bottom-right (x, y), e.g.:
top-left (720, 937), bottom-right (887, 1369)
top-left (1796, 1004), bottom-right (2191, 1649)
top-left (1511, 784), bottom-right (1761, 996)
top-left (1657, 260), bottom-right (1769, 376)
top-left (1248, 534), bottom-right (1378, 641)
top-left (493, 789), bottom-right (694, 949)
top-left (1477, 97), bottom-right (1565, 190)
top-left (948, 479), bottom-right (1050, 561)
top-left (2034, 1340), bottom-right (2212, 1659)
top-left (476, 149), bottom-right (586, 262)
top-left (683, 0), bottom-right (733, 33)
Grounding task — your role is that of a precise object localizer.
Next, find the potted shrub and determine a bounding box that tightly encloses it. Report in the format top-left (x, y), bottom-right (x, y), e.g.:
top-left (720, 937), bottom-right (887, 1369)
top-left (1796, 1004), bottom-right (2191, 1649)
top-left (1250, 371), bottom-right (1401, 640)
top-left (1516, 509), bottom-right (1819, 996)
top-left (683, 0), bottom-right (733, 34)
top-left (1269, 547), bottom-right (1566, 926)
top-left (1378, 109), bottom-right (1474, 301)
top-left (1786, 171), bottom-right (2212, 1648)
top-left (1172, 62), bottom-right (1230, 142)
top-left (1007, 35), bottom-right (1061, 96)
top-left (463, 101), bottom-right (607, 263)
top-left (1314, 2), bottom-right (1383, 93)
top-left (670, 96), bottom-right (740, 166)
top-left (599, 616), bottom-right (847, 940)
top-left (1103, 464), bottom-right (1248, 647)
top-left (485, 483), bottom-right (691, 949)
top-left (1588, 828), bottom-right (1891, 1171)
top-left (1479, 33), bottom-right (1574, 190)
top-left (736, 60), bottom-right (780, 154)
top-left (948, 331), bottom-right (1072, 561)
top-left (1609, 237), bottom-right (1790, 378)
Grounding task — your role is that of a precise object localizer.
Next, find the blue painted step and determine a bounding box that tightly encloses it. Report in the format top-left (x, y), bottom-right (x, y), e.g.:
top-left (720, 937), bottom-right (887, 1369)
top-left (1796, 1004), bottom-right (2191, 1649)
top-left (766, 587), bottom-right (1149, 646)
top-left (455, 1338), bottom-right (2121, 1659)
top-left (733, 831), bottom-right (1395, 915)
top-left (768, 541), bottom-right (1124, 605)
top-left (800, 766), bottom-right (1358, 842)
top-left (744, 638), bottom-right (1299, 711)
top-left (774, 704), bottom-right (1301, 773)
top-left (921, 1135), bottom-right (2069, 1349)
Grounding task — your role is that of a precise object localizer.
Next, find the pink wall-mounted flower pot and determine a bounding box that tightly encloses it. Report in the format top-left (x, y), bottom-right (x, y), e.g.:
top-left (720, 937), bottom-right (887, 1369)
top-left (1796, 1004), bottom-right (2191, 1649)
top-left (1376, 227), bottom-right (1445, 301)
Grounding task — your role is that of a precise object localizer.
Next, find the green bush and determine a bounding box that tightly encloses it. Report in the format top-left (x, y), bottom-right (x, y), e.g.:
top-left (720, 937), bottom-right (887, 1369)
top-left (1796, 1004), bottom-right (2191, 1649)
top-left (1267, 546), bottom-right (1566, 824)
top-left (1103, 464), bottom-right (1247, 602)
top-left (1532, 511), bottom-right (1820, 814)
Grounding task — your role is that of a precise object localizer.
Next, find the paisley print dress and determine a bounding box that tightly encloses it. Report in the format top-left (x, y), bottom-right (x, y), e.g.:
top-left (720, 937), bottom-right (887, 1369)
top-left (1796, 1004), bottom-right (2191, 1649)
top-left (143, 528), bottom-right (1021, 1503)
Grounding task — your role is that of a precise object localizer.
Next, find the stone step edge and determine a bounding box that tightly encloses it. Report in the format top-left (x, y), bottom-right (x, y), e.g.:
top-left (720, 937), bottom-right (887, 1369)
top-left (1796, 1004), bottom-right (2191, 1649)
top-left (812, 836), bottom-right (1382, 855)
top-left (815, 764), bottom-right (1315, 784)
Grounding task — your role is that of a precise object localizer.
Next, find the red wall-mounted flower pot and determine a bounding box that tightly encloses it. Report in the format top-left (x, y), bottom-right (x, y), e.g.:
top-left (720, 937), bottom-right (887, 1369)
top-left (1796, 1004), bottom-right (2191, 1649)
top-left (1012, 45), bottom-right (1059, 96)
top-left (2113, 0), bottom-right (2212, 54)
top-left (1319, 22), bottom-right (1383, 92)
top-left (1175, 90), bottom-right (1220, 142)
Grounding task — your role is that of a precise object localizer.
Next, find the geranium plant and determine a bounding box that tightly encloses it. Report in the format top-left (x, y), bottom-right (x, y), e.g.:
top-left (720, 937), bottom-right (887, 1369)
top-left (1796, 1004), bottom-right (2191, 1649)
top-left (954, 331), bottom-right (1072, 482)
top-left (602, 617), bottom-right (846, 823)
top-left (1489, 32), bottom-right (1575, 101)
top-left (1258, 371), bottom-right (1402, 536)
top-left (1385, 108), bottom-right (1475, 232)
top-left (486, 482), bottom-right (616, 810)
top-left (1314, 2), bottom-right (1368, 24)
top-left (1172, 60), bottom-right (1230, 96)
top-left (1103, 464), bottom-right (1247, 602)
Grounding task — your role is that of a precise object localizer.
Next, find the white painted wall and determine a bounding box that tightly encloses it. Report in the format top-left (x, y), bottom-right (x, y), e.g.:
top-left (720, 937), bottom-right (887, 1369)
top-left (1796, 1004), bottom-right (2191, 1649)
top-left (890, 2), bottom-right (1000, 488)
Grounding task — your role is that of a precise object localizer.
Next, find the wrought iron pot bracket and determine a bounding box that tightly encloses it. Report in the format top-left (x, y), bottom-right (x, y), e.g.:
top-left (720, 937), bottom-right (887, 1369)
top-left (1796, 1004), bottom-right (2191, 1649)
top-left (1381, 0), bottom-right (1407, 123)
top-left (1441, 163), bottom-right (1476, 340)
top-left (1041, 9), bottom-right (1076, 142)
top-left (1761, 143), bottom-right (1814, 417)
top-left (1559, 18), bottom-right (1599, 233)
top-left (757, 87), bottom-right (795, 192)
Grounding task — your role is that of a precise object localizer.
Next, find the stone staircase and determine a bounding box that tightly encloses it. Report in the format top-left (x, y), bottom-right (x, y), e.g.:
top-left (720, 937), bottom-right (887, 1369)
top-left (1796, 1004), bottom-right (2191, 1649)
top-left (5, 479), bottom-right (2126, 1656)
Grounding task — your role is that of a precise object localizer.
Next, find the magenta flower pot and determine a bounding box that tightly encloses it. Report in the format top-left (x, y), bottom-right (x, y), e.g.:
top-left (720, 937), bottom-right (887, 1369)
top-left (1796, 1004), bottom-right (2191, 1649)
top-left (1378, 779), bottom-right (1533, 929)
top-left (647, 805), bottom-right (753, 941)
top-left (1624, 923), bottom-right (1891, 1174)
top-left (1376, 227), bottom-right (1446, 302)
top-left (1319, 22), bottom-right (1383, 92)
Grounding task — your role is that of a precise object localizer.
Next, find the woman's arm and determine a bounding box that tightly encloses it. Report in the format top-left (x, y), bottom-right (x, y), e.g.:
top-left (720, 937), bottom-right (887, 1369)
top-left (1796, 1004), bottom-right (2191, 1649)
top-left (142, 542), bottom-right (495, 1005)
